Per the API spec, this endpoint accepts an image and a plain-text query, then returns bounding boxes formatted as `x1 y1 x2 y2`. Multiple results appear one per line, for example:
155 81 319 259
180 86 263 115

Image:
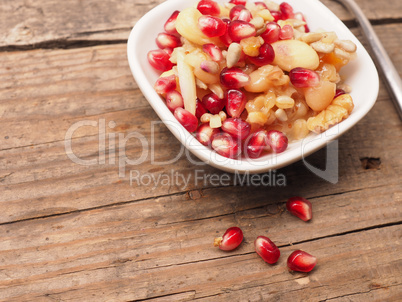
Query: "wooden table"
1 0 401 301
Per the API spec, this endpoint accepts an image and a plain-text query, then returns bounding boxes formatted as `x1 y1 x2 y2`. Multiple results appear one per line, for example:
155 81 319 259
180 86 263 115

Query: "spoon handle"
337 0 402 119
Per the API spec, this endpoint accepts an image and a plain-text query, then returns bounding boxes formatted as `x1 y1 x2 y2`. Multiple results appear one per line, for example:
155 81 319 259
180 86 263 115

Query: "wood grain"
1 0 401 48
0 185 400 300
1 1 401 301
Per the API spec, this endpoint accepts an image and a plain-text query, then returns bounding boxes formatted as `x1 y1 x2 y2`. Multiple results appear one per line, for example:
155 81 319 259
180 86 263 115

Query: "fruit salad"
147 0 356 159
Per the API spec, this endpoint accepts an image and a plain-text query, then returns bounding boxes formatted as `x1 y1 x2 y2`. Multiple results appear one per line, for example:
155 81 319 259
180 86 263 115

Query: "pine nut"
275 108 288 122
200 113 213 123
264 1 279 11
276 96 295 109
218 111 227 122
300 32 324 44
310 41 335 53
334 39 357 53
226 43 242 68
196 78 208 89
257 9 274 21
208 83 224 99
334 47 351 60
250 16 265 29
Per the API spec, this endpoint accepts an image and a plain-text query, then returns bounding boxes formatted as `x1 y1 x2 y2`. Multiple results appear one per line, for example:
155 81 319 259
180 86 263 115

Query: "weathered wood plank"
0 204 400 302
0 24 401 223
1 0 401 48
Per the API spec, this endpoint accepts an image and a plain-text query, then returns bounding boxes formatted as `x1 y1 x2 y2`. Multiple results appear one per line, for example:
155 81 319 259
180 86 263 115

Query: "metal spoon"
335 0 402 119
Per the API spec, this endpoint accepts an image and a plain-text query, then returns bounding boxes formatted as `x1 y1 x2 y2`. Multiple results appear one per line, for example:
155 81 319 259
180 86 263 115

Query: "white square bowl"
127 0 379 174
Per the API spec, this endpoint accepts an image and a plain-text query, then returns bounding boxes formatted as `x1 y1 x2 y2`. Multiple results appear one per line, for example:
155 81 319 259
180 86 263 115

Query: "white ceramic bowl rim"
127 0 379 174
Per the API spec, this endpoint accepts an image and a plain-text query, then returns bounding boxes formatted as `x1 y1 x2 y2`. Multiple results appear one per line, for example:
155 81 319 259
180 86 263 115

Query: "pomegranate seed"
174 107 198 132
221 118 251 140
196 123 220 146
154 74 176 94
270 11 283 22
202 93 225 114
147 49 173 71
211 132 241 158
202 43 223 62
255 236 281 264
166 90 184 112
279 24 293 40
219 19 233 47
214 227 243 251
247 43 275 66
287 250 317 273
334 89 346 98
195 99 208 118
260 22 281 44
286 196 312 221
279 2 294 19
266 130 288 153
245 130 270 158
225 88 247 118
198 15 227 37
197 0 220 16
228 20 256 42
164 10 180 35
163 47 174 56
254 2 268 10
289 67 320 88
229 5 245 20
230 5 251 22
220 67 250 89
155 32 182 49
294 12 310 33
229 0 246 5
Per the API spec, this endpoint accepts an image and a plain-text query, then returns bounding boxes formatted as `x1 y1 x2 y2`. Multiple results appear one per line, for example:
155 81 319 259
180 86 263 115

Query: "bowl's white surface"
127 0 379 174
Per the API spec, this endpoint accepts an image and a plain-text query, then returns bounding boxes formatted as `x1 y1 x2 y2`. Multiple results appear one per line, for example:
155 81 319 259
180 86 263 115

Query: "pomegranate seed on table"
202 43 223 62
174 107 198 132
154 74 176 94
255 236 281 264
225 88 247 118
195 99 208 118
286 196 313 221
245 130 270 158
166 90 184 112
287 250 317 272
279 24 294 40
214 226 243 251
155 32 181 49
147 49 173 71
198 15 227 37
260 22 281 44
220 67 250 89
211 132 241 158
289 67 320 88
221 118 251 140
334 89 346 98
279 2 294 19
202 93 225 114
196 123 220 146
228 20 256 42
219 19 233 47
247 43 275 66
164 10 180 35
266 130 288 153
197 0 220 16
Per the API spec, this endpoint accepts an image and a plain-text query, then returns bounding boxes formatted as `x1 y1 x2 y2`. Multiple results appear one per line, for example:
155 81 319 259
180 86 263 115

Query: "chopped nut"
310 41 335 54
300 32 324 44
334 39 357 53
226 43 242 68
275 108 288 122
334 47 351 60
